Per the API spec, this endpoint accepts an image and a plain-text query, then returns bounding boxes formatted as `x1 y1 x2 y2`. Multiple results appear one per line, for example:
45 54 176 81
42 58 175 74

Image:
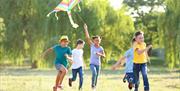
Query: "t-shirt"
53 44 72 67
71 49 84 69
124 48 134 73
133 42 147 63
90 44 104 65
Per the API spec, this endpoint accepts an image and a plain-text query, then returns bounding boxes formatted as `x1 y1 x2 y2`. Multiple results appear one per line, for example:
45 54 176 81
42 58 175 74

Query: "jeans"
71 67 83 89
133 63 149 91
90 64 100 87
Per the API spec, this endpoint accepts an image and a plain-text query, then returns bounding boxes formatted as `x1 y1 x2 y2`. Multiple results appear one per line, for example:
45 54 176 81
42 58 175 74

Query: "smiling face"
93 37 101 46
59 39 69 47
77 43 85 49
76 39 85 49
135 33 144 43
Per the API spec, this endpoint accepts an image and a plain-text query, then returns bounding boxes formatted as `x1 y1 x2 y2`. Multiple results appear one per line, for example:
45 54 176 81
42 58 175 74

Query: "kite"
47 0 82 28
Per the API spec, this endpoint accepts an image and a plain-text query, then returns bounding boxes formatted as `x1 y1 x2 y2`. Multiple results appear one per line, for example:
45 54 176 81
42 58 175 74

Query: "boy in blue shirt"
112 39 135 90
42 35 73 91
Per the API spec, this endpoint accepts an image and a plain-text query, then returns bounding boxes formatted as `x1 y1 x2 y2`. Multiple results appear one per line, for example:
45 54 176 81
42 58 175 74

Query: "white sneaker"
92 87 96 91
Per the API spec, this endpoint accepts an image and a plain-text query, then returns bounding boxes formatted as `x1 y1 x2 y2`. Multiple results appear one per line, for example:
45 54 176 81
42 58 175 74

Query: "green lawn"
0 66 180 91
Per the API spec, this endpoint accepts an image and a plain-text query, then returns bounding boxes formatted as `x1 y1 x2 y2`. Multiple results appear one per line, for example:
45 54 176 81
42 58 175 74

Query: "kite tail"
55 12 58 20
67 11 79 28
47 10 59 20
47 10 56 17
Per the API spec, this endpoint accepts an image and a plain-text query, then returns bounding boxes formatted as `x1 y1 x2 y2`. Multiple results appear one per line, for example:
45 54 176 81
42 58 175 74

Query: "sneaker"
91 86 96 91
79 87 82 91
57 85 63 90
128 83 133 90
129 78 133 83
68 78 72 87
92 87 96 91
123 75 127 83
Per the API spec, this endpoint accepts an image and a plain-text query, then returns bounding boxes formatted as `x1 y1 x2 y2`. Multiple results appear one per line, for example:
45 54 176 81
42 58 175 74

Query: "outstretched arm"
83 24 93 46
41 48 53 58
112 56 126 70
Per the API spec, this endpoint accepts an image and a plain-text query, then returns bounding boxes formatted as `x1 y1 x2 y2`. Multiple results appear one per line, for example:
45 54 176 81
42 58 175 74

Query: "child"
68 39 85 91
133 31 152 91
42 35 73 91
83 24 106 90
112 38 135 90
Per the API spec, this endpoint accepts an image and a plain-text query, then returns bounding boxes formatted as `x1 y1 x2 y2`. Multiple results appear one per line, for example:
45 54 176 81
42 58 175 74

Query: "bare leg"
58 65 68 87
59 71 66 86
55 71 61 87
53 71 61 91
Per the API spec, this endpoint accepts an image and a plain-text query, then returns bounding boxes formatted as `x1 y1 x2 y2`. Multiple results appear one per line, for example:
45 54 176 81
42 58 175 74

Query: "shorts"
55 64 64 71
125 73 134 83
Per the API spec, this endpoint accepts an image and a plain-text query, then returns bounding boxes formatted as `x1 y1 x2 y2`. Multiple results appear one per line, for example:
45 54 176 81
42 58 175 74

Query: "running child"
68 39 85 91
112 38 135 90
42 35 73 91
83 24 106 90
133 31 152 91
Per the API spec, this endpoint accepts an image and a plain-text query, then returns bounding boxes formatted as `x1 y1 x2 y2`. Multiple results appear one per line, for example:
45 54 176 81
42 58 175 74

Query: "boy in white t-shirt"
69 39 85 90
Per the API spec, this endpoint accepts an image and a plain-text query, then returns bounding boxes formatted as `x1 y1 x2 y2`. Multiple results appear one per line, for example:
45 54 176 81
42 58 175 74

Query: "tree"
124 0 164 47
0 0 135 67
158 0 180 68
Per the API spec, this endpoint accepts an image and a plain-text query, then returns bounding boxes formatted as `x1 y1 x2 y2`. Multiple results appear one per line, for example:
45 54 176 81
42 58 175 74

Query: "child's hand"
64 54 68 57
69 60 73 64
96 52 102 56
40 53 46 59
147 45 152 49
84 24 88 30
111 66 116 70
40 54 44 59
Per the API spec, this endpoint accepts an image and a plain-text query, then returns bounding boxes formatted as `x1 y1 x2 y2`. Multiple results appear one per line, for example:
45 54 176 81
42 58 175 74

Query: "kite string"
75 12 85 24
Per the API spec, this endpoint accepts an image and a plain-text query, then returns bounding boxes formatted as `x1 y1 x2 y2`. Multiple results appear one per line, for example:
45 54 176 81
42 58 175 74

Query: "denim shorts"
126 72 134 83
55 64 64 71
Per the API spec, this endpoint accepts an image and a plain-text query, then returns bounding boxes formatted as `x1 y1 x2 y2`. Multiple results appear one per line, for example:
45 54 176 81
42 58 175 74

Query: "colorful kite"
47 0 82 28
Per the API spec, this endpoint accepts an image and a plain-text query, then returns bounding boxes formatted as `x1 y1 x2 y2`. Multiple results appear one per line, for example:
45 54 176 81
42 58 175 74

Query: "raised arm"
83 24 93 46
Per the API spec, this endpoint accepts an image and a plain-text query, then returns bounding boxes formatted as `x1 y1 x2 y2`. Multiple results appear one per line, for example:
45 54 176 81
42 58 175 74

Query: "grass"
0 66 180 91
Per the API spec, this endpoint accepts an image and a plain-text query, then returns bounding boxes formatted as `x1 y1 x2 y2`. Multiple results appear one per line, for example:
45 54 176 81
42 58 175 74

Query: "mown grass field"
0 66 180 91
